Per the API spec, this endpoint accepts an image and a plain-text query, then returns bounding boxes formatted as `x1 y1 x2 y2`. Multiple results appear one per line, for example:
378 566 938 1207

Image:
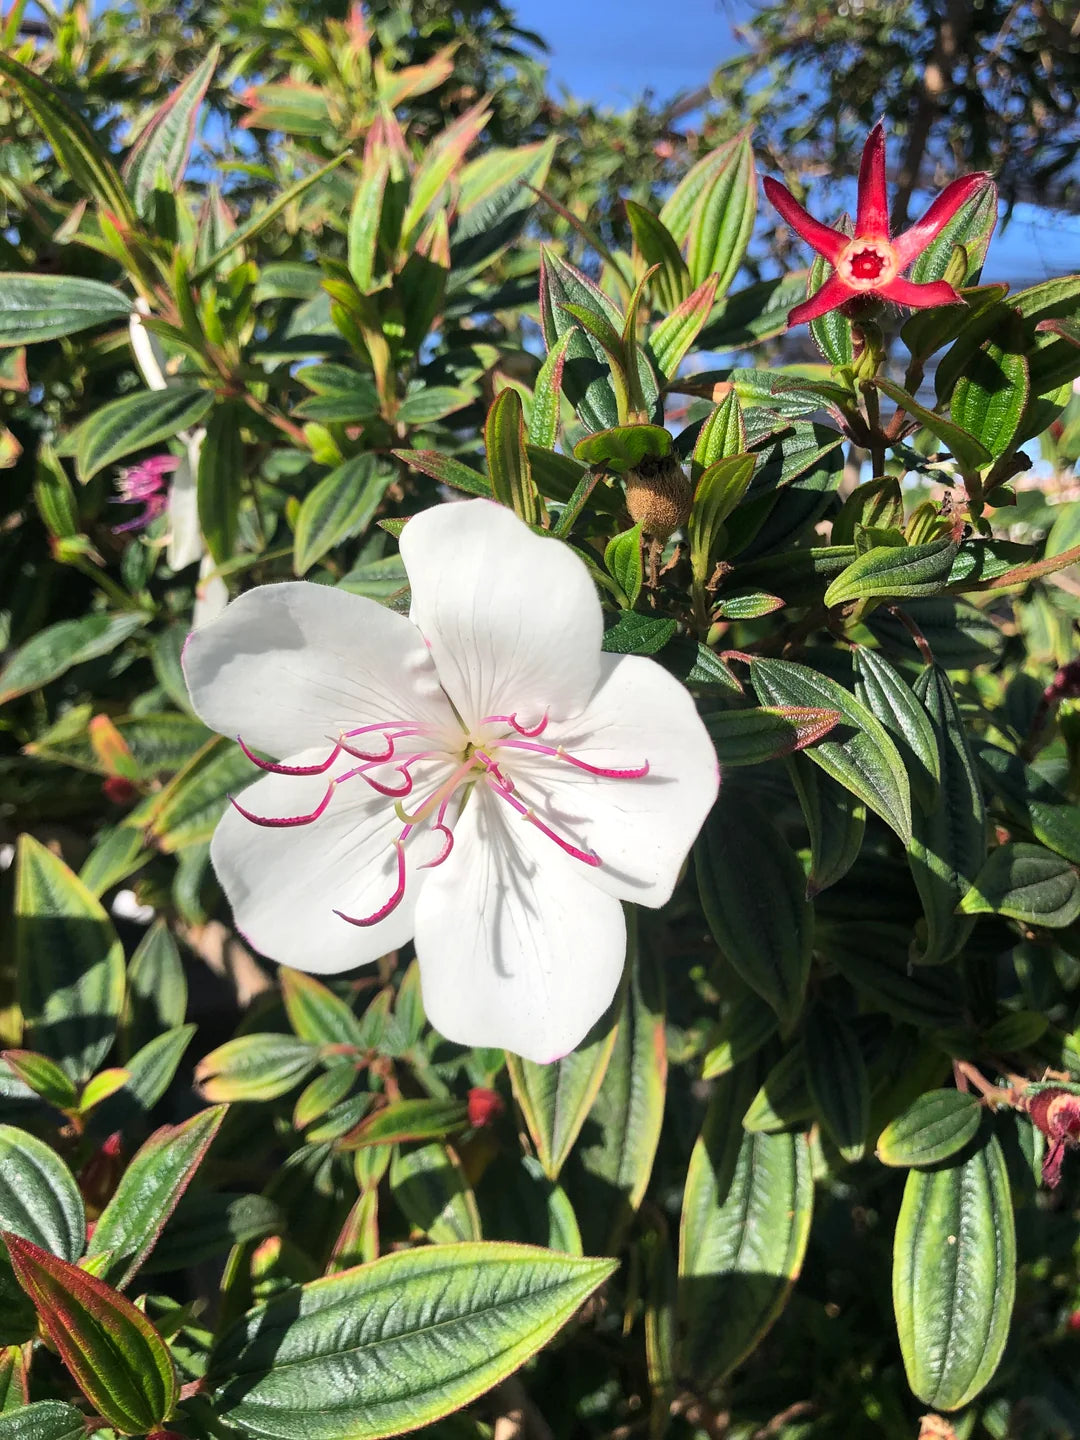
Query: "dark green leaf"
71 386 212 484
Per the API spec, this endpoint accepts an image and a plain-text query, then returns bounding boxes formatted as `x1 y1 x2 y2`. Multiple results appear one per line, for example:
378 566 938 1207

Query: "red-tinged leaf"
485 388 540 524
649 274 719 380
123 49 219 217
392 448 492 498
86 1106 227 1289
528 327 575 449
2 1234 178 1434
703 706 842 766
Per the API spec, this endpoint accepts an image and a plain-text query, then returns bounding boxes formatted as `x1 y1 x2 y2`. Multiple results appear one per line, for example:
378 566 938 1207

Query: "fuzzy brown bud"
624 454 692 540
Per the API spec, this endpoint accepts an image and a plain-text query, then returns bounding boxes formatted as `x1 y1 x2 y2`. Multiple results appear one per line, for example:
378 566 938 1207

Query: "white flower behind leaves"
182 500 719 1062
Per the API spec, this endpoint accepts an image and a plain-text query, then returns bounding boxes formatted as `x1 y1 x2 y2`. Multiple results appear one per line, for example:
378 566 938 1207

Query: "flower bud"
467 1086 503 1128
1024 1086 1080 1188
624 454 692 540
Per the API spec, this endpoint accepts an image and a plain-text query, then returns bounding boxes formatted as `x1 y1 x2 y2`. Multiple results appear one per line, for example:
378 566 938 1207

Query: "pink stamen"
419 824 455 869
397 756 481 826
481 711 550 737
338 764 414 798
485 775 601 867
238 736 343 776
229 783 335 828
339 725 429 762
494 738 649 780
334 841 407 927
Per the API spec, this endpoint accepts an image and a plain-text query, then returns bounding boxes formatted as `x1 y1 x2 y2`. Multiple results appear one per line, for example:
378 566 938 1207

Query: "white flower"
182 500 719 1062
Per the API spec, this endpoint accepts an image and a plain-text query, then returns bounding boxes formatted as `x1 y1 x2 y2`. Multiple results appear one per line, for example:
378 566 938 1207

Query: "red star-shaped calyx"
763 122 992 329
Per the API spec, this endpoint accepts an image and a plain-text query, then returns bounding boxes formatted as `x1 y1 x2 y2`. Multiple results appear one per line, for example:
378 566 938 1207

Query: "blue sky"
512 0 746 110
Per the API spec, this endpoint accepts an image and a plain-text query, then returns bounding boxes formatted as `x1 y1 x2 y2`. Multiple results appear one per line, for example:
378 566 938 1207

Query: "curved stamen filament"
494 738 649 780
337 764 414 798
396 756 479 827
334 840 407 927
419 823 455 869
229 782 335 828
486 775 601 867
238 736 343 776
481 711 549 737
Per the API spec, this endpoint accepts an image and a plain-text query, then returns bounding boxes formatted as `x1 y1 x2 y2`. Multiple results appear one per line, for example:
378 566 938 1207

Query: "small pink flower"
763 122 992 328
112 453 180 533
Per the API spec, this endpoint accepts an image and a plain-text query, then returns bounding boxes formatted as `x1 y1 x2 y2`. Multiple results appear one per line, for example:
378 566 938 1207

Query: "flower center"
231 710 649 930
836 237 898 290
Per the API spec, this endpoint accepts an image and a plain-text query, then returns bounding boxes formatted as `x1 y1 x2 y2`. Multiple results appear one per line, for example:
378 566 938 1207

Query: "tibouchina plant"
763 121 991 327
182 500 719 1061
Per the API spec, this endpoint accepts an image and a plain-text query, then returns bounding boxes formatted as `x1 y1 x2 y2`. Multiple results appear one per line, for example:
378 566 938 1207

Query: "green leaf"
703 705 840 766
451 137 555 276
1 1051 78 1110
686 131 757 294
974 741 1080 866
0 612 147 704
87 1106 227 1289
867 596 1003 671
823 537 958 609
625 201 691 310
108 1024 197 1120
874 377 991 473
340 1099 468 1149
649 275 719 380
485 388 540 524
395 386 473 426
688 453 755 581
280 969 365 1049
347 158 389 292
195 1033 320 1102
144 1190 282 1275
71 385 212 484
539 249 623 432
804 1007 869 1162
749 658 913 844
528 327 575 449
678 1069 813 1388
695 790 812 1027
788 753 866 897
573 423 671 472
0 1403 87 1440
389 1143 480 1243
0 1127 85 1264
701 986 779 1080
208 1243 616 1440
808 251 854 366
0 273 131 347
0 52 135 225
507 989 621 1182
952 328 1030 459
392 448 491 498
146 736 255 852
892 1127 1015 1410
569 912 666 1252
2 1234 178 1433
853 647 940 812
604 524 643 606
196 402 244 565
601 611 677 656
121 920 187 1058
959 842 1080 928
0 1125 85 1346
14 836 125 1084
123 49 219 217
712 589 784 620
691 389 746 474
833 475 904 546
293 454 391 575
876 1090 982 1167
908 666 986 964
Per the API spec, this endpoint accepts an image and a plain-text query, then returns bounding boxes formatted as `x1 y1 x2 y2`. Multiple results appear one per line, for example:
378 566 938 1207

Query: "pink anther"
229 783 335 828
334 841 407 927
237 736 343 776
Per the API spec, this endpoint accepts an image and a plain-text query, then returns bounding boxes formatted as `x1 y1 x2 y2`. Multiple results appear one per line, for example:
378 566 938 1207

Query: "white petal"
400 499 603 731
183 581 457 759
413 785 626 1062
168 428 205 572
192 552 228 629
498 654 720 907
211 750 452 974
